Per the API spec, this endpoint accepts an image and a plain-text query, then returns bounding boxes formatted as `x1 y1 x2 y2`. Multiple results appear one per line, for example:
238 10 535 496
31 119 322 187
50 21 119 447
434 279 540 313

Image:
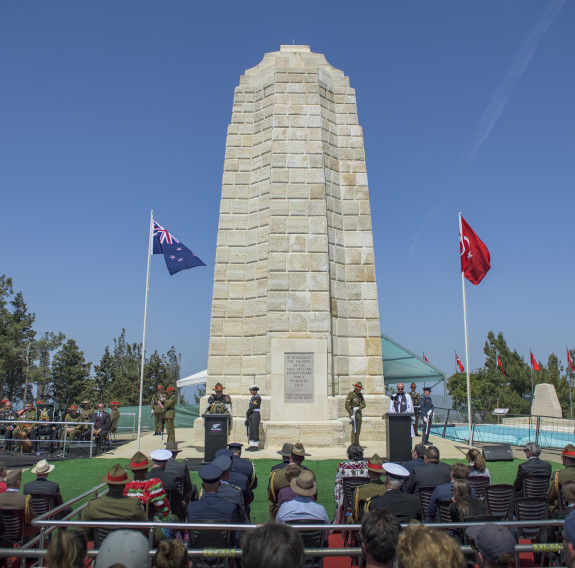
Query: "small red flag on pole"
568 349 574 372
456 353 465 373
459 216 491 285
423 353 429 363
497 354 505 376
530 351 540 371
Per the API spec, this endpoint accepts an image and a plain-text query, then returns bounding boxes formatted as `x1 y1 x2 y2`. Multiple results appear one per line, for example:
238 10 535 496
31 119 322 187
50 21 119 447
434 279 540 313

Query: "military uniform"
420 388 434 445
60 407 84 448
109 406 121 433
151 386 166 435
163 387 177 443
13 405 37 452
352 454 386 522
548 460 575 508
410 386 421 436
0 404 17 451
245 387 261 451
345 382 366 445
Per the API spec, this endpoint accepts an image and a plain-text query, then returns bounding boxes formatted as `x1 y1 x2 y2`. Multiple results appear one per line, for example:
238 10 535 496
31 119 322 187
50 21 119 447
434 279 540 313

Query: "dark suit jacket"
368 489 422 523
406 461 452 494
513 457 552 492
89 411 111 434
23 478 64 507
402 457 425 475
166 459 196 501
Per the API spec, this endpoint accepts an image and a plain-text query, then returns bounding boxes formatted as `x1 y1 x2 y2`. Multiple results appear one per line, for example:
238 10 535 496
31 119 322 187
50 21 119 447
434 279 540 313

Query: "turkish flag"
456 353 465 373
497 354 505 376
460 216 491 285
530 351 540 371
568 349 574 372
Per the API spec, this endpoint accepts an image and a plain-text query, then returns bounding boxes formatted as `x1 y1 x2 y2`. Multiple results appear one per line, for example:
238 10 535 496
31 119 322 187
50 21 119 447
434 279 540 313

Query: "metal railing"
433 408 575 450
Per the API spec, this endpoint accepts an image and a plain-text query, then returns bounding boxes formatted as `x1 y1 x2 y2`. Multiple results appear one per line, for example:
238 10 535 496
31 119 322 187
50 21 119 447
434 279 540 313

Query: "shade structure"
177 369 207 388
381 334 446 386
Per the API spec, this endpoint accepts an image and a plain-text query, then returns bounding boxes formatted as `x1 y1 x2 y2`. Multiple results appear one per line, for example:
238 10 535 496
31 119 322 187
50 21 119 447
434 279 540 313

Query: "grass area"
20 456 564 524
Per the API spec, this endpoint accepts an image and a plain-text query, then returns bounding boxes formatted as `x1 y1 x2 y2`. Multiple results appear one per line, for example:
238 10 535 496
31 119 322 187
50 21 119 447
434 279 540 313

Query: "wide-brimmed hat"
410 383 417 388
6 469 22 486
291 470 317 497
466 524 516 564
126 451 151 471
562 444 575 457
157 385 164 389
277 443 293 457
291 443 310 457
110 401 120 407
166 386 175 392
367 453 384 473
69 404 78 410
81 399 90 404
31 459 55 475
165 441 181 454
213 382 224 392
101 464 133 485
354 382 363 390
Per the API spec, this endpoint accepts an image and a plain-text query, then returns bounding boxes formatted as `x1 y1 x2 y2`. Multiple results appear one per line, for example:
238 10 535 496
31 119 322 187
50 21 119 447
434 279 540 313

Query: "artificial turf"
20 456 563 524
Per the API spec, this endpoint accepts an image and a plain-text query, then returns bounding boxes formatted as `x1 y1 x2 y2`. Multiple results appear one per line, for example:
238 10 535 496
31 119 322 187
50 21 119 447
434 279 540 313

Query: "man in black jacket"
23 459 72 518
513 442 551 496
402 444 426 475
90 403 111 454
406 446 451 494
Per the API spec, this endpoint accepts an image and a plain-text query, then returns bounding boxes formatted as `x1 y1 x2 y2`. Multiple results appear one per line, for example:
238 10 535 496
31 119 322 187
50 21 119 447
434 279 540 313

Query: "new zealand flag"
153 220 206 275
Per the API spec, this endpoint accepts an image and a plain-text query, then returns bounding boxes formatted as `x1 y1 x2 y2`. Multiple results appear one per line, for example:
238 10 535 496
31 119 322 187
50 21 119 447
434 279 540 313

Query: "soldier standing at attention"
79 399 93 438
164 386 178 443
410 383 420 436
245 385 261 452
151 385 166 436
345 382 366 446
109 401 121 433
420 386 434 445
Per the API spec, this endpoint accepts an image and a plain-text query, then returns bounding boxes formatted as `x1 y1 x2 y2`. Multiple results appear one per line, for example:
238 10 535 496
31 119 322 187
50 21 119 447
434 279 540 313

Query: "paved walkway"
102 429 469 461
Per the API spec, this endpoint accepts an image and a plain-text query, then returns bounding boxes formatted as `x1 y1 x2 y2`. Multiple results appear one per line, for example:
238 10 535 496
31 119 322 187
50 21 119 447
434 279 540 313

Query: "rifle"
161 409 165 439
351 409 357 434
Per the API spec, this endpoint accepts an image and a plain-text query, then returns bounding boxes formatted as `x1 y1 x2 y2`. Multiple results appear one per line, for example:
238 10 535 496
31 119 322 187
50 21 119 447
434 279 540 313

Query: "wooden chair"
523 475 550 499
485 484 514 519
416 486 436 520
287 520 327 568
467 475 489 500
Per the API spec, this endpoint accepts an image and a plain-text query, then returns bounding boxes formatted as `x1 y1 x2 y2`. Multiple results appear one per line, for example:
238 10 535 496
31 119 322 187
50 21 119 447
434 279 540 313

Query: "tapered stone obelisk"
193 45 387 447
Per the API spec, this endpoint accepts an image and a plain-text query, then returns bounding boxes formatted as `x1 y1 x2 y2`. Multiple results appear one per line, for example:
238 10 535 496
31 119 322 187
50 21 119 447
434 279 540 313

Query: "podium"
386 413 413 463
202 413 230 462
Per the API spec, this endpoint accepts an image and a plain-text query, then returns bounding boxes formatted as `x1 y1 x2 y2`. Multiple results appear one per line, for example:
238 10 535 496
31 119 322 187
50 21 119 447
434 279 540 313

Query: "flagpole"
137 210 154 451
568 346 573 419
529 349 534 416
460 213 473 448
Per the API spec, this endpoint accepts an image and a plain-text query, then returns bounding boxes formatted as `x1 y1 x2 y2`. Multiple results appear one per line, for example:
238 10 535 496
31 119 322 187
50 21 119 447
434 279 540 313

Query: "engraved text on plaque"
284 352 314 402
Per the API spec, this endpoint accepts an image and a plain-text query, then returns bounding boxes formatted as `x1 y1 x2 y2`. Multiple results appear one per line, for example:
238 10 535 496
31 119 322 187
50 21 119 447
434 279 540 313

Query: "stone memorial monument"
192 45 388 448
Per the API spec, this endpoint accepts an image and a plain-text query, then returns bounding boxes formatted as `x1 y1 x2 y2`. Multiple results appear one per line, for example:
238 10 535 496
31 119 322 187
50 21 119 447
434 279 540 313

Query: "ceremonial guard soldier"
109 401 121 433
163 386 178 443
410 383 421 436
345 382 366 445
151 385 166 435
79 399 93 438
0 400 17 452
420 386 434 445
245 385 261 452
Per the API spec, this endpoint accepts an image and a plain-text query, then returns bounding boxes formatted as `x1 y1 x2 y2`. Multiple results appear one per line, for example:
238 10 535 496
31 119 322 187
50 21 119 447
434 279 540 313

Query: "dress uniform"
345 382 366 445
109 402 121 434
151 385 166 435
13 402 37 452
548 444 575 508
206 383 232 413
59 405 84 449
83 463 147 540
352 454 387 521
245 385 261 451
0 401 17 451
420 387 434 445
228 442 258 489
163 386 178 443
211 455 247 523
410 383 421 436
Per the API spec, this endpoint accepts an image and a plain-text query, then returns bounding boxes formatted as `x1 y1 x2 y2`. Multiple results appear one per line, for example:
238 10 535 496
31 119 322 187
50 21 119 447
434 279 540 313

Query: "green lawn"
20 457 563 524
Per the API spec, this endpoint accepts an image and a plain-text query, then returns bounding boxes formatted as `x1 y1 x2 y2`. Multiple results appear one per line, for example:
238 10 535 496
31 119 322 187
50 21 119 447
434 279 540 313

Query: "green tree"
105 329 142 405
93 345 115 404
51 339 92 410
27 331 66 401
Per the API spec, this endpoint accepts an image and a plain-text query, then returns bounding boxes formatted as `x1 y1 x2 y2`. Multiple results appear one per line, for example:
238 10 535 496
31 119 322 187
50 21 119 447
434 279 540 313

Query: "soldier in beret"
345 382 366 446
151 385 166 436
352 454 387 522
163 386 178 443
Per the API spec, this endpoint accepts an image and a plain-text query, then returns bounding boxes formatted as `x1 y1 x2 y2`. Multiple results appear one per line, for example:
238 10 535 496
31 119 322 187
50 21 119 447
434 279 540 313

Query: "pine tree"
93 345 115 404
51 339 91 411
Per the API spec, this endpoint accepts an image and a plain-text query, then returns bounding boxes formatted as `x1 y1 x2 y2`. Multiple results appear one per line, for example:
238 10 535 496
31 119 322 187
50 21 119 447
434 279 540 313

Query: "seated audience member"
334 443 368 523
228 441 258 489
359 510 402 568
450 479 487 522
549 444 575 509
565 510 575 568
95 529 151 568
466 524 516 568
276 470 329 524
352 454 387 521
165 440 197 503
146 449 185 520
406 445 451 494
0 461 7 493
426 462 470 522
212 454 247 522
45 529 87 568
89 403 111 453
277 464 302 508
83 464 147 540
562 480 575 512
270 443 293 476
396 523 464 568
402 444 427 475
241 522 304 568
187 463 242 524
367 463 421 523
466 448 491 483
216 448 252 506
0 469 36 537
513 442 551 496
23 459 73 518
154 539 189 568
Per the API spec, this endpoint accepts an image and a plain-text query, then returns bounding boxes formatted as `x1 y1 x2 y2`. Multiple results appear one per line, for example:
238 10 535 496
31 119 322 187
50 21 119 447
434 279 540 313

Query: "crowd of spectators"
1 439 575 567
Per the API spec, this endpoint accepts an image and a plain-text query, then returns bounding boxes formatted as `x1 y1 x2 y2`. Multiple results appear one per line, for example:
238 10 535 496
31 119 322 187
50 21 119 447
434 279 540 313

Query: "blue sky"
1 0 573 387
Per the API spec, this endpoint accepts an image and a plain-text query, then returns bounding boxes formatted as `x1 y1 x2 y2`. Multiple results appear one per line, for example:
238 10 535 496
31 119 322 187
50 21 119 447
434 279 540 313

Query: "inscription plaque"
284 352 314 403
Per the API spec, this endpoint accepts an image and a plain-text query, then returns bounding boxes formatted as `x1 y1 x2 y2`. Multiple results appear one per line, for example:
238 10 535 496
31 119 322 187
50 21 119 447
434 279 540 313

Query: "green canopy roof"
381 334 446 387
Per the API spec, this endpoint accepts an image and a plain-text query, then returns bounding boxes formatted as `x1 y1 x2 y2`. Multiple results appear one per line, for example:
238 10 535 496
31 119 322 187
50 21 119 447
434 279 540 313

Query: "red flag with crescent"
459 216 491 285
530 351 540 371
568 349 574 372
456 353 465 373
497 354 505 376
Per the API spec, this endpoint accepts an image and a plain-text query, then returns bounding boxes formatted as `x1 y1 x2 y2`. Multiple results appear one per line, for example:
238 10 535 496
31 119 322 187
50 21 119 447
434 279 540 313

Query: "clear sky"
1 0 573 386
